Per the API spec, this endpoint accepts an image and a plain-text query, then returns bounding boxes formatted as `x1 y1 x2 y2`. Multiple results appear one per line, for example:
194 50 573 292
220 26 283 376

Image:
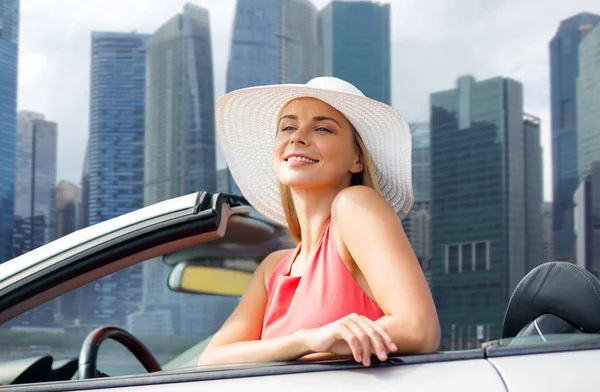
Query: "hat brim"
216 83 414 226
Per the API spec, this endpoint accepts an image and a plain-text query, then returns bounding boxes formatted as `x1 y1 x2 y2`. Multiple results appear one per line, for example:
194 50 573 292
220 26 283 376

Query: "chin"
278 176 319 190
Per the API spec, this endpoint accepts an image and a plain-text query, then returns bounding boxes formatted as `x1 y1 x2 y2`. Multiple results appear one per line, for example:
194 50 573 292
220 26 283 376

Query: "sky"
16 0 600 202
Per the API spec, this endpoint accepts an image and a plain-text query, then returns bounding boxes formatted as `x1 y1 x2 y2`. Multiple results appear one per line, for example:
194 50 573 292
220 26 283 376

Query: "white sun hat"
216 76 413 227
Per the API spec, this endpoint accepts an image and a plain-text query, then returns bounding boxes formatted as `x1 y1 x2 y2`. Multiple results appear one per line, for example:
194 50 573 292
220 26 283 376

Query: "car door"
3 350 508 391
486 339 600 391
0 192 291 389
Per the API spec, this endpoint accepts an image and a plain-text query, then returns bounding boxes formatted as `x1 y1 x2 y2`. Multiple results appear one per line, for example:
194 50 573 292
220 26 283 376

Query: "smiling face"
272 97 364 191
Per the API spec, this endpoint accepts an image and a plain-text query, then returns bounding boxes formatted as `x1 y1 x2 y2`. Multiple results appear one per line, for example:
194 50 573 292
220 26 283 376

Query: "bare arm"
196 245 397 368
197 249 313 366
332 186 441 355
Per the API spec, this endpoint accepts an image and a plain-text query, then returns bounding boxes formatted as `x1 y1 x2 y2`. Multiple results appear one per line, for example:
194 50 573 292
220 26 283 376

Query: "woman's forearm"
197 330 312 367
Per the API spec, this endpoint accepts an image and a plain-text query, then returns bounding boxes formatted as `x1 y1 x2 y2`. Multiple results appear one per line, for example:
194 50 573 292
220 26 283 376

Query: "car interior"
0 193 294 386
1 193 600 389
498 261 600 345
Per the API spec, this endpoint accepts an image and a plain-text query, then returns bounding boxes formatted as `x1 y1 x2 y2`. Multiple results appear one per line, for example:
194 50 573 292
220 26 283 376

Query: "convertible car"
0 191 599 391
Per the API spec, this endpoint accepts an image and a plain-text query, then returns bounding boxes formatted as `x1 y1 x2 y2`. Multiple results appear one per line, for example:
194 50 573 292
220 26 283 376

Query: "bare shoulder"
331 185 396 223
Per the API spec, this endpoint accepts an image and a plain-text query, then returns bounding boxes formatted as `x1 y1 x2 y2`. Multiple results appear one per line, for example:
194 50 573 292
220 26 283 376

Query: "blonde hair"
279 124 380 242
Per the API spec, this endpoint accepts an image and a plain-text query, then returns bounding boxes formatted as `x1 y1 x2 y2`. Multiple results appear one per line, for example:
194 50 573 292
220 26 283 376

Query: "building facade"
227 0 321 92
403 123 431 282
8 111 57 328
85 31 149 327
13 111 58 258
140 4 222 340
319 1 390 104
549 12 600 261
577 25 600 181
430 75 527 350
88 31 149 225
523 114 545 273
574 161 600 278
0 0 19 263
145 3 216 206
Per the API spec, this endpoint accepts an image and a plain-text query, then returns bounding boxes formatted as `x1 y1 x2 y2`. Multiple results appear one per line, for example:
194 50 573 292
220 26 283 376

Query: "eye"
280 125 296 132
316 127 332 133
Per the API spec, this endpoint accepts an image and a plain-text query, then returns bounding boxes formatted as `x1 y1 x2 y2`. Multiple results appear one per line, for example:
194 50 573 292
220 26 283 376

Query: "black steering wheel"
78 326 161 379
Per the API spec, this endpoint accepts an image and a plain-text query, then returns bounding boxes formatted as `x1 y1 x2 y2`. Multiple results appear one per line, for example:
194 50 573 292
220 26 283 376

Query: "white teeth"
287 156 317 163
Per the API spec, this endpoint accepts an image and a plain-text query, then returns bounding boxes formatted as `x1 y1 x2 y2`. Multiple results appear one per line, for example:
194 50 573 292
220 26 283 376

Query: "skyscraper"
403 123 431 281
523 114 544 273
319 1 391 104
88 31 149 225
145 3 216 206
574 161 600 278
85 31 149 327
549 12 600 261
8 111 57 328
430 75 527 350
141 4 230 340
226 0 321 93
410 123 431 204
577 25 600 181
0 0 19 263
13 111 58 258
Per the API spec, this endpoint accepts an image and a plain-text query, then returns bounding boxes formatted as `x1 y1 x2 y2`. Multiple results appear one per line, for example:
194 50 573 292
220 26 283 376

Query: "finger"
346 315 387 364
353 316 393 361
356 315 397 353
343 320 371 366
333 323 363 363
347 313 396 353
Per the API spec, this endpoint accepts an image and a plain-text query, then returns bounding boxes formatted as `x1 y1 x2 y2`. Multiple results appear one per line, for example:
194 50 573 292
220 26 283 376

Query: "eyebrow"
278 115 341 126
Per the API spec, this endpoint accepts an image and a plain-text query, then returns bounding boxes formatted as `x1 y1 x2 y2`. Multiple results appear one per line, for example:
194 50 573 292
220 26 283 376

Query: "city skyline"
0 0 586 349
17 0 600 203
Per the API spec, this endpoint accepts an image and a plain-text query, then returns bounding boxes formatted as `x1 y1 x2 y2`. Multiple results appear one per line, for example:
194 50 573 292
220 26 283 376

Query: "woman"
198 77 440 368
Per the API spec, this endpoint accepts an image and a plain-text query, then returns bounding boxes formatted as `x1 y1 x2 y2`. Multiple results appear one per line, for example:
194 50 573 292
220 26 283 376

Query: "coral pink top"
261 221 385 339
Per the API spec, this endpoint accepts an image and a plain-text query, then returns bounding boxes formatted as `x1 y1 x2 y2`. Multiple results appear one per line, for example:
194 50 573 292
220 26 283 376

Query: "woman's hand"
301 313 397 366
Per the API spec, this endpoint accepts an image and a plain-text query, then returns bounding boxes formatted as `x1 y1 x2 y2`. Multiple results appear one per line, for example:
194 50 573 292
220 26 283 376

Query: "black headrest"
502 262 600 339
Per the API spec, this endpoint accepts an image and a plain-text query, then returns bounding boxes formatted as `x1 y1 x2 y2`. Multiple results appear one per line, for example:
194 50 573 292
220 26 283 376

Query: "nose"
289 124 309 145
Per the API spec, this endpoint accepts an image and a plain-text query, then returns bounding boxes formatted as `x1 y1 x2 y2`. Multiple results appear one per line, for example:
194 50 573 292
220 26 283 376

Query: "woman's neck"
290 185 343 256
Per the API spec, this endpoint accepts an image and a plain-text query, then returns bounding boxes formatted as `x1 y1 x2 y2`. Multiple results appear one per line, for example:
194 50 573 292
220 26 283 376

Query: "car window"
1 255 242 378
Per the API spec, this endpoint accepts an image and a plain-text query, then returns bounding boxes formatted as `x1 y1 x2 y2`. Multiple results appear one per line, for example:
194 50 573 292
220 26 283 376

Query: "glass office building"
430 76 528 350
549 12 600 261
13 111 58 258
577 26 600 181
145 3 216 206
319 1 390 104
85 31 149 327
403 123 431 281
0 0 19 263
88 31 149 225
